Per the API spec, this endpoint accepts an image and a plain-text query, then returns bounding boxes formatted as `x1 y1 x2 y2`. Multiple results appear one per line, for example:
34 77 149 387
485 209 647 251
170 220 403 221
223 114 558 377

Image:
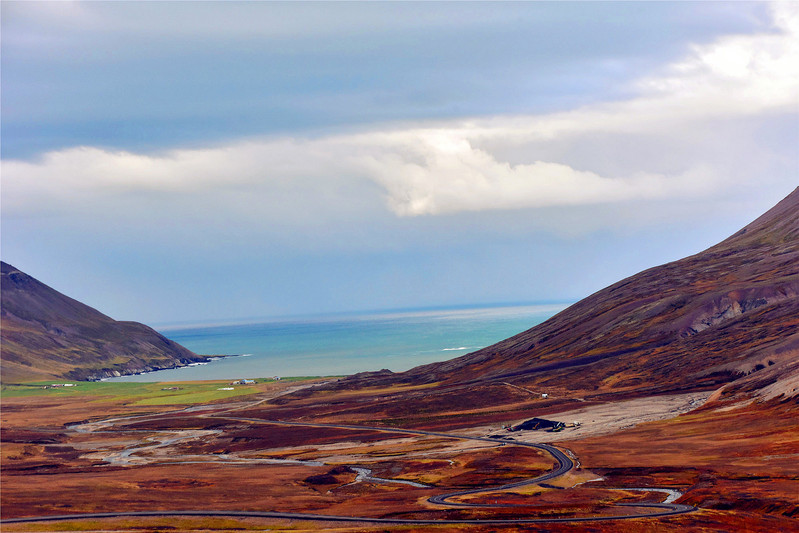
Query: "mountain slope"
346 188 799 398
1 262 206 382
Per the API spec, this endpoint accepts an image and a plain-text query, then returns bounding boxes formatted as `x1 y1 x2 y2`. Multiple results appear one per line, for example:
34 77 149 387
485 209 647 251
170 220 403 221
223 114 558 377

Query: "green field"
0 377 320 405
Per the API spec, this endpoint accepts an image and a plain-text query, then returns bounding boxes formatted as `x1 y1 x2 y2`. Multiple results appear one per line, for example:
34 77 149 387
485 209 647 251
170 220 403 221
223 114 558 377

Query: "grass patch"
0 377 320 405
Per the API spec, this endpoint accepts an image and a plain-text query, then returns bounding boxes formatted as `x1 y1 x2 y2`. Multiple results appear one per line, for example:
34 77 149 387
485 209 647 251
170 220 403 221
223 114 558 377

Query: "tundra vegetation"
2 190 798 530
1 373 797 532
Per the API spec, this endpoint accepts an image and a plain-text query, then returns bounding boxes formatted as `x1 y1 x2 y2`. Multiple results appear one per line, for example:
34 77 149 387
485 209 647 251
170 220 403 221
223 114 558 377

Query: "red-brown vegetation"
3 190 798 532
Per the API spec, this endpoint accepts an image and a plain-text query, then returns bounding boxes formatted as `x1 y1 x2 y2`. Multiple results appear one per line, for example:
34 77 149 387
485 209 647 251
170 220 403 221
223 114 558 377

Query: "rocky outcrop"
679 283 798 338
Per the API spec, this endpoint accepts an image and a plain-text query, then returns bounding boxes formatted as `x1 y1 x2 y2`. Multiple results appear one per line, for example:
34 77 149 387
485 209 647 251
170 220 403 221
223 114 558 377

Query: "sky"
2 1 797 326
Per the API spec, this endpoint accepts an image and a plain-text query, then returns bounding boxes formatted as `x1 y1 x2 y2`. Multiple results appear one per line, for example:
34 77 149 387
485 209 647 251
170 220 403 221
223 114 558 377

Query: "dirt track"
476 392 712 443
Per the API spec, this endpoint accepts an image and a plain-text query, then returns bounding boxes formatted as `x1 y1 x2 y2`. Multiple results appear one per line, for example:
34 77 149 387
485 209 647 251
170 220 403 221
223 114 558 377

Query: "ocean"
106 303 569 382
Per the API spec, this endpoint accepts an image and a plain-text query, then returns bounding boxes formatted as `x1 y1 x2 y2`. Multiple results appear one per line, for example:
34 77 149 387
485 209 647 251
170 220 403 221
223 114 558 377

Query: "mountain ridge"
339 187 799 401
1 261 206 382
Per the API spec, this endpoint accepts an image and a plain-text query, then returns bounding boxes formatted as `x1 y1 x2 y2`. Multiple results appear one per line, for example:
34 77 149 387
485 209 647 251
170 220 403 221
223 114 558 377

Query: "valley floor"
1 379 797 532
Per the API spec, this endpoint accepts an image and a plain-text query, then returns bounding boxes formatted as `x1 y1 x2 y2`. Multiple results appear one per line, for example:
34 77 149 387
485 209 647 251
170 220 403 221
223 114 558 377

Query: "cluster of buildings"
228 377 281 386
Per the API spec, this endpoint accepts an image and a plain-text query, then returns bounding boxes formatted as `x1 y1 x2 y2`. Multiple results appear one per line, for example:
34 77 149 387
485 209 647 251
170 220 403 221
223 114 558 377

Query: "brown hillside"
341 187 799 398
0 262 205 382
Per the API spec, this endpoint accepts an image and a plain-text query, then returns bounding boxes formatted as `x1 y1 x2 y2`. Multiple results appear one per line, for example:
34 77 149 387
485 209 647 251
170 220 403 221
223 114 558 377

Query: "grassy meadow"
0 377 320 406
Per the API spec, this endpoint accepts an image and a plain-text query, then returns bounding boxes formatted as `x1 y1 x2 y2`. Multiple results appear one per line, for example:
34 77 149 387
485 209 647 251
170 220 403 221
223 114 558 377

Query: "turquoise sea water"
107 303 569 382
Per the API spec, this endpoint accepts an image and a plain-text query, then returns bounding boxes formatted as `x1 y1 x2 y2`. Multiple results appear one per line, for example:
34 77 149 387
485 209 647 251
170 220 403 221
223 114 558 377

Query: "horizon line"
153 300 575 332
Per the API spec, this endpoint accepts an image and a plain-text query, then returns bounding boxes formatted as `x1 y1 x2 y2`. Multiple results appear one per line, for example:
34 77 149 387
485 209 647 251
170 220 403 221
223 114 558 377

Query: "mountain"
342 188 799 400
0 262 206 382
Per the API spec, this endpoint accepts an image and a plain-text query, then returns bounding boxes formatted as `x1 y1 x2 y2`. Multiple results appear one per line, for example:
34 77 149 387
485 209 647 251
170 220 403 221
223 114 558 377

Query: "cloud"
636 2 798 114
346 130 718 216
2 2 797 221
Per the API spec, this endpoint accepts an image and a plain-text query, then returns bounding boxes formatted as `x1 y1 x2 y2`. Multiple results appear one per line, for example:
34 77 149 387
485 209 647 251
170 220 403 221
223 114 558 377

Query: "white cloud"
636 2 799 114
345 130 719 216
2 2 797 220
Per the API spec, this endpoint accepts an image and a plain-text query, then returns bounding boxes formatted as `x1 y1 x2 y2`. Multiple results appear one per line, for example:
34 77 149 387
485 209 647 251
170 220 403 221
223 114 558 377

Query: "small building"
541 393 548 399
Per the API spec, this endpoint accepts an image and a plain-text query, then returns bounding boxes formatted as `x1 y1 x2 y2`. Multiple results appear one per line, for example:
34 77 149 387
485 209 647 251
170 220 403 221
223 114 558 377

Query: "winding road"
221 418 576 507
2 403 696 527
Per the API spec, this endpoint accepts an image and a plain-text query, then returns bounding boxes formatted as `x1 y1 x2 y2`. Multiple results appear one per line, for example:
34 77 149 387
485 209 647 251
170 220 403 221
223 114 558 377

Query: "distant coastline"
107 302 571 383
99 355 237 381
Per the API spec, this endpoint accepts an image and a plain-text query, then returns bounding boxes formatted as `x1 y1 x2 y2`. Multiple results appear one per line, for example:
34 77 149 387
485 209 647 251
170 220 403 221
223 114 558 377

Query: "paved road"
220 417 576 507
0 503 698 526
221 418 693 519
426 443 572 506
1 415 695 526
